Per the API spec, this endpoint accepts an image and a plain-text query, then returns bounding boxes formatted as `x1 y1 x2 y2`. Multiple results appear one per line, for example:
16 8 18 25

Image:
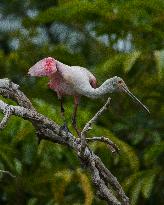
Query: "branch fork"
0 104 14 129
80 97 119 154
0 78 129 205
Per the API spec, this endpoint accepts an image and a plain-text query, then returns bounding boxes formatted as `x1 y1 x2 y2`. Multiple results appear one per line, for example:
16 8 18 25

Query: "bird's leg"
72 96 81 137
59 98 70 134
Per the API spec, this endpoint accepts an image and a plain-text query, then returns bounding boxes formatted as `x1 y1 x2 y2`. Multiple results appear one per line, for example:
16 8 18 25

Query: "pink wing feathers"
87 70 97 88
28 57 57 77
90 77 97 88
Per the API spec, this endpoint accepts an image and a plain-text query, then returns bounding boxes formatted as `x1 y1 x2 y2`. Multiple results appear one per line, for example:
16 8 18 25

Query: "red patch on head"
44 57 56 72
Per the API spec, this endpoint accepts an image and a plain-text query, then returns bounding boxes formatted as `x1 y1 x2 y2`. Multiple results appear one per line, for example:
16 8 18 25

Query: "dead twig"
0 169 16 178
80 97 111 155
86 136 120 154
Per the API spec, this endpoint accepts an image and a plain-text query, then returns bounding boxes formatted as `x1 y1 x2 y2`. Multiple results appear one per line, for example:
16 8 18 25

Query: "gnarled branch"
0 78 129 205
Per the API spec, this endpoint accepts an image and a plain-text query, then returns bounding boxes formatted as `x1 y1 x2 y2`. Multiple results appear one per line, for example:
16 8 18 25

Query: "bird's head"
28 57 57 77
111 76 150 113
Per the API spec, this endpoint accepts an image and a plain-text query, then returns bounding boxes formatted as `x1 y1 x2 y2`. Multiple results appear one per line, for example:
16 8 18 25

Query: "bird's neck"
82 78 116 99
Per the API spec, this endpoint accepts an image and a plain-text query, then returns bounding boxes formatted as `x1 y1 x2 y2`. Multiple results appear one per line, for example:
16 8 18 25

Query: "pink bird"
28 57 149 135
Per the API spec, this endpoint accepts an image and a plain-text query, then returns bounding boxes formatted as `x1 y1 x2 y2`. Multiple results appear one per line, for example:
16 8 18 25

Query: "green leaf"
14 158 22 174
0 150 15 170
154 50 164 79
124 169 158 203
52 169 73 204
98 54 125 75
123 51 141 73
123 172 141 191
144 141 164 166
27 198 38 205
130 178 142 205
141 171 156 199
77 169 93 205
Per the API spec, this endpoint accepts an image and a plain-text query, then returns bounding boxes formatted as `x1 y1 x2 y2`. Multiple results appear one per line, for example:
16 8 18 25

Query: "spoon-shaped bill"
122 86 150 113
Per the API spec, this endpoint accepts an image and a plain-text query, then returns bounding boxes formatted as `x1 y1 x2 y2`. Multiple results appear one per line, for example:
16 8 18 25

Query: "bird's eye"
118 80 122 84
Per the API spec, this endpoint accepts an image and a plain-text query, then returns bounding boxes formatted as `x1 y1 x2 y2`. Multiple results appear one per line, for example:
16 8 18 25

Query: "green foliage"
143 141 164 166
123 51 141 73
0 0 163 204
123 169 159 205
91 126 140 173
154 50 164 79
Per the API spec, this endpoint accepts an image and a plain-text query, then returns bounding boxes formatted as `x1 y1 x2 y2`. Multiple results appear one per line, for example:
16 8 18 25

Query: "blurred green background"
0 0 163 204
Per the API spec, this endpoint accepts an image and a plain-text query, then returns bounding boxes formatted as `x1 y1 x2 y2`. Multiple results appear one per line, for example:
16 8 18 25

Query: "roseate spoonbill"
28 57 149 135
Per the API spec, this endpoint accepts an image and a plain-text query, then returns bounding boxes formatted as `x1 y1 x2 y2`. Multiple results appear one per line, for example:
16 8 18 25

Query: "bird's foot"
59 123 72 136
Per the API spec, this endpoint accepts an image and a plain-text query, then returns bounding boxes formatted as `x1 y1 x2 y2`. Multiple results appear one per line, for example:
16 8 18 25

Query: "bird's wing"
71 66 97 88
55 61 74 83
90 77 97 88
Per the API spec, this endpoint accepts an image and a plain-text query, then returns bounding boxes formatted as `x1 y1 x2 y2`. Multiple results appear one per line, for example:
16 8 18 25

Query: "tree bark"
0 78 129 205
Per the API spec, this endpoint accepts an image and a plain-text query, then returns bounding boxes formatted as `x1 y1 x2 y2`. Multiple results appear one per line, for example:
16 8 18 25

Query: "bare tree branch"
80 97 111 155
0 105 13 129
0 169 16 178
86 136 120 154
0 78 129 205
82 97 111 133
90 160 121 205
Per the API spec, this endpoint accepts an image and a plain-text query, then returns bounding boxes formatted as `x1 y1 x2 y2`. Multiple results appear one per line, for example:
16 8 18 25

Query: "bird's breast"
48 73 79 96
